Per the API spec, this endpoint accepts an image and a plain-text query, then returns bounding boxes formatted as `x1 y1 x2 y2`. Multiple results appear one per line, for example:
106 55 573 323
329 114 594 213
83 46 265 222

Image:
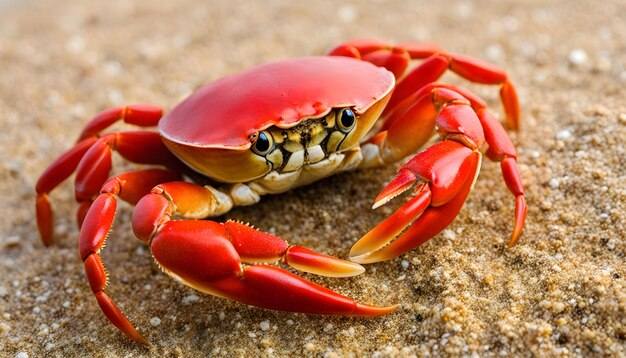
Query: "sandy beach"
0 0 624 356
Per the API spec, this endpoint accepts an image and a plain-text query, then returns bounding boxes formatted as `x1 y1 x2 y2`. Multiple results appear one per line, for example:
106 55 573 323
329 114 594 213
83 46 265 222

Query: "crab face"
159 57 394 183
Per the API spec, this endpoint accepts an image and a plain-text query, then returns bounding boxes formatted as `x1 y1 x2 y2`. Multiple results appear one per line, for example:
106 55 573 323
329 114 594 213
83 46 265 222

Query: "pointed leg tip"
352 303 399 317
38 229 54 246
507 232 521 247
508 195 527 247
508 114 521 131
127 331 150 347
41 236 54 247
136 335 151 348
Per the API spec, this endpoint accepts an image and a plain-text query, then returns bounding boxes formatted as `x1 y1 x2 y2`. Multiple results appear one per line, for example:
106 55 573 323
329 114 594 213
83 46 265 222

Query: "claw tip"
373 170 417 209
349 252 382 265
352 303 399 317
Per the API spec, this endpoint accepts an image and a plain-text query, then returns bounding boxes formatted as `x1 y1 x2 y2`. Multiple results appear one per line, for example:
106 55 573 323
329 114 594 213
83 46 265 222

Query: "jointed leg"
328 38 520 130
35 104 172 245
78 169 181 346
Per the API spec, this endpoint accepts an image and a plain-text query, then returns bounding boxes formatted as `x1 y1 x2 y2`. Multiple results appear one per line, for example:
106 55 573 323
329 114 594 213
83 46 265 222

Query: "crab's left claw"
350 141 481 264
149 220 397 316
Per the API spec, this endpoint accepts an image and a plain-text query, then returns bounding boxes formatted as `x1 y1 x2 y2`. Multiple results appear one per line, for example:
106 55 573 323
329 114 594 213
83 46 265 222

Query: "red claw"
150 220 394 317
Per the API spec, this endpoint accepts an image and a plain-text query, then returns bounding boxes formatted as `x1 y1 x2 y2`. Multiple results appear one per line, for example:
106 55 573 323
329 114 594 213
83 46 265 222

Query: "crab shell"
159 56 395 183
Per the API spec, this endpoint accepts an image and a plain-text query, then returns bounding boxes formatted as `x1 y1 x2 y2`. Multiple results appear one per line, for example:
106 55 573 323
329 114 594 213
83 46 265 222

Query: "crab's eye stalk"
251 131 274 156
337 108 356 133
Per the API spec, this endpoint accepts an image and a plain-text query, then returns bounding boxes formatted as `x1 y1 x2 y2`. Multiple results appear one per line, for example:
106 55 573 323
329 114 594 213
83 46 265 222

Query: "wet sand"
0 0 624 356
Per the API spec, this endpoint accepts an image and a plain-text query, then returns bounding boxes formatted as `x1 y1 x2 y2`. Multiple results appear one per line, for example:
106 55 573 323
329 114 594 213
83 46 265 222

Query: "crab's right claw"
350 141 480 264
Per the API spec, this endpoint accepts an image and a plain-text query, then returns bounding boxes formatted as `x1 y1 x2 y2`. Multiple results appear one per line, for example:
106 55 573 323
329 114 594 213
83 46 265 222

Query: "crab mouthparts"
274 112 350 173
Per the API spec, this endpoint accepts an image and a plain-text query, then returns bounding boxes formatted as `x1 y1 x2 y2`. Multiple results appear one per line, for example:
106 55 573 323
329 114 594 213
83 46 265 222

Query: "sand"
0 0 624 356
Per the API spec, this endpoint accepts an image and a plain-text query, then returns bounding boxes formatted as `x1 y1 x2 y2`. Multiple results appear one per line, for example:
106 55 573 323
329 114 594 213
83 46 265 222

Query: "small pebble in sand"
337 5 356 23
32 307 41 314
286 319 294 325
618 113 626 124
401 260 409 269
555 129 572 140
260 321 270 331
0 286 8 297
15 353 28 358
442 229 456 240
324 323 333 332
607 240 615 250
549 178 560 189
150 317 161 326
65 35 86 54
569 49 588 66
182 294 199 304
485 44 503 61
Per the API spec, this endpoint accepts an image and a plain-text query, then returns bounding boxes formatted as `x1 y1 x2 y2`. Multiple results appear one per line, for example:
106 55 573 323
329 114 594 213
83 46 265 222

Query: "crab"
35 39 526 345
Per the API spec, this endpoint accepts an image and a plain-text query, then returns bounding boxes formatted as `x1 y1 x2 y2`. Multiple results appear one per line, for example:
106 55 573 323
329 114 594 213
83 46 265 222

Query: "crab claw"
150 220 396 317
350 141 480 264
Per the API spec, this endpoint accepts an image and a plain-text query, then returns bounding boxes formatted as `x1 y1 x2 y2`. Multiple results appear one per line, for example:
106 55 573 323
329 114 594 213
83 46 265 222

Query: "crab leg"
35 104 170 245
77 104 162 141
78 169 181 346
36 137 97 245
328 38 520 129
352 86 525 263
74 131 184 203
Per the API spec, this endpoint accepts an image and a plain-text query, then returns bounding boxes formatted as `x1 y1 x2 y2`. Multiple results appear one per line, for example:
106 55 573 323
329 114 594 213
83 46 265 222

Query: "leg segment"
77 104 162 141
35 104 176 245
352 86 526 263
78 169 181 346
328 38 520 130
36 137 97 245
74 131 184 203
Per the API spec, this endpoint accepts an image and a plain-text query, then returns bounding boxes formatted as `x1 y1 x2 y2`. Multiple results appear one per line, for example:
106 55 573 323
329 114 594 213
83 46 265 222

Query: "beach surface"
0 0 624 356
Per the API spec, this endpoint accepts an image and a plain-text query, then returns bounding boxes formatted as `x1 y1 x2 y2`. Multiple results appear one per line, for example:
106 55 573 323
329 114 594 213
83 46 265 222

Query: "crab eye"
337 108 356 133
251 131 274 156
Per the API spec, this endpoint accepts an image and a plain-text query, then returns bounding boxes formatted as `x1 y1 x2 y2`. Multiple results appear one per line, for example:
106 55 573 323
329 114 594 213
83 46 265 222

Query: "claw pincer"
151 221 392 317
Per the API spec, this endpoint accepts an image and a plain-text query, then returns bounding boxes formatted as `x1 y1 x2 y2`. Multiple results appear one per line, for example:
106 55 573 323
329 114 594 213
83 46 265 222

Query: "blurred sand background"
1 0 625 356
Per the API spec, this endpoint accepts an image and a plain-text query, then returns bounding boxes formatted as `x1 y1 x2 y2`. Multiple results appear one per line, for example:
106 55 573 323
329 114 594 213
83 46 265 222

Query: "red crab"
36 39 526 345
